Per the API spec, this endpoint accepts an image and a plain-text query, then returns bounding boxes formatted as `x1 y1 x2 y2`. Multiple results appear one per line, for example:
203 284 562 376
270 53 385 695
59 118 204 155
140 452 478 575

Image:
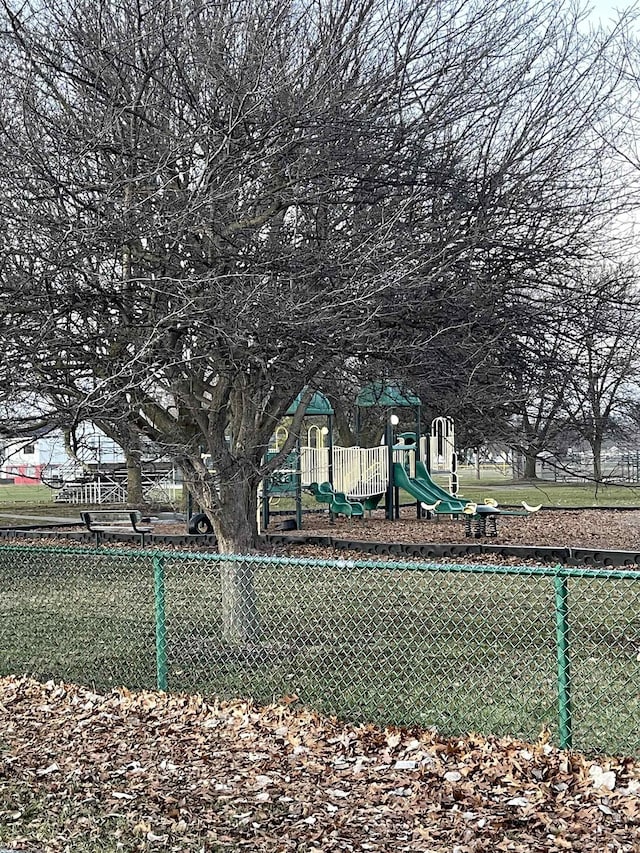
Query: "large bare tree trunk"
218 489 260 645
219 559 260 645
214 477 259 553
125 451 144 505
592 435 603 484
196 472 261 645
523 451 539 480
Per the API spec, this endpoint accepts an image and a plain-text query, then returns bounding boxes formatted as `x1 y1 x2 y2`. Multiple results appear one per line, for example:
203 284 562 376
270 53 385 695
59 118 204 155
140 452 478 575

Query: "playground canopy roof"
356 381 421 408
286 390 334 417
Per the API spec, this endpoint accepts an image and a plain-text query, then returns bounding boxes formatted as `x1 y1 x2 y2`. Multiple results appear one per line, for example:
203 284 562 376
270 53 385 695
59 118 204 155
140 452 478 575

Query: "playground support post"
295 442 303 530
327 416 334 487
450 452 459 496
386 413 399 520
261 477 269 531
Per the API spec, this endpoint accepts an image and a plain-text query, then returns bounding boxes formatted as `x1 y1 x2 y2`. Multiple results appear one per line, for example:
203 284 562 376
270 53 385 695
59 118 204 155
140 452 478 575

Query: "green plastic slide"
392 463 469 514
308 482 365 517
415 460 463 503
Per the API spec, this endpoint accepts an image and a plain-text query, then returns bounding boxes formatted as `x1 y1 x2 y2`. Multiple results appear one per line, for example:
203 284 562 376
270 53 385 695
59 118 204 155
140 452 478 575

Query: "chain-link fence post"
153 554 168 691
554 571 573 749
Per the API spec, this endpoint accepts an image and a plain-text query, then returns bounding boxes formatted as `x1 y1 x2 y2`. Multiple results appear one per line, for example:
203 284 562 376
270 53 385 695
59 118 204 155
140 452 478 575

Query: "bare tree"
0 0 632 640
558 267 640 483
494 287 582 479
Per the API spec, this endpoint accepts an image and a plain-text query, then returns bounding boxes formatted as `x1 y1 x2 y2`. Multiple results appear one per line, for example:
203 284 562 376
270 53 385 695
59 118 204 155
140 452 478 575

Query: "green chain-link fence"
0 543 638 755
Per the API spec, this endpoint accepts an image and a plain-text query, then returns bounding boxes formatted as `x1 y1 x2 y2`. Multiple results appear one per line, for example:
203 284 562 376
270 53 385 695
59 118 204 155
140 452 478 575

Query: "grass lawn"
0 484 55 506
1 545 638 757
430 476 640 508
1 476 640 515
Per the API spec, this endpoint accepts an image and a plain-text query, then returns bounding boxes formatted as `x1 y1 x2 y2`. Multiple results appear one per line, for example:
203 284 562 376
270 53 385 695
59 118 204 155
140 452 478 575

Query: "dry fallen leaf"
1 675 639 853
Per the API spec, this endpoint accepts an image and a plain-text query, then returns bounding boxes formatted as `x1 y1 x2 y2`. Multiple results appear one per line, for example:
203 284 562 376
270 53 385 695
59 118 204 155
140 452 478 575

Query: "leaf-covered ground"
1 677 640 852
296 509 640 551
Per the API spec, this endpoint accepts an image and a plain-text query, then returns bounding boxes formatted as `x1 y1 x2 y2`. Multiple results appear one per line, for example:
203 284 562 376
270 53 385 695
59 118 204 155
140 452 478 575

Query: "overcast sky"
587 0 637 25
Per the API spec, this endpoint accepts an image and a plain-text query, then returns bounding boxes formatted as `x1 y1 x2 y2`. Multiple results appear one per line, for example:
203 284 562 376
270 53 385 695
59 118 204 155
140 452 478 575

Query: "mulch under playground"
291 507 640 551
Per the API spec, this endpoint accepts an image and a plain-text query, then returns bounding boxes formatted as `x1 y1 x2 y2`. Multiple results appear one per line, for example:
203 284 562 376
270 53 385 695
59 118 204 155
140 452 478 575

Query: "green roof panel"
356 381 421 408
286 390 334 416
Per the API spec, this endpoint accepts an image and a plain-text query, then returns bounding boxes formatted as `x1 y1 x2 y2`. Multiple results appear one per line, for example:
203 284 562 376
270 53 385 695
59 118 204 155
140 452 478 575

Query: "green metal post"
153 555 168 692
553 574 573 749
385 418 394 520
295 443 303 530
261 476 270 530
327 414 334 487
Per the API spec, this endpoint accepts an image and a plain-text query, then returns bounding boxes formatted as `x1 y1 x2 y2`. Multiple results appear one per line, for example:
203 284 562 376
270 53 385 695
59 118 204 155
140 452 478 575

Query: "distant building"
1 440 45 484
0 426 122 486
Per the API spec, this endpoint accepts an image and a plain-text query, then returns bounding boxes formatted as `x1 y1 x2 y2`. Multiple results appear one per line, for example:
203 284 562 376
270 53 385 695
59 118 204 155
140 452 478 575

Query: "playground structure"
261 384 468 527
263 430 480 528
262 385 541 532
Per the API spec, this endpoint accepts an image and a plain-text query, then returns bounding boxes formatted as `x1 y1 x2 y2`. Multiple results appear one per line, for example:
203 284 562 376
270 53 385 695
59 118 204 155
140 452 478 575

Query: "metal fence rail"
0 543 638 756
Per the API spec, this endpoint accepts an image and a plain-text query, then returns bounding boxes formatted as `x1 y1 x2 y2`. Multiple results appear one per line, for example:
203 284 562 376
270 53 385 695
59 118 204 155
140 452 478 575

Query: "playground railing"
332 445 388 496
1 542 639 757
299 446 330 486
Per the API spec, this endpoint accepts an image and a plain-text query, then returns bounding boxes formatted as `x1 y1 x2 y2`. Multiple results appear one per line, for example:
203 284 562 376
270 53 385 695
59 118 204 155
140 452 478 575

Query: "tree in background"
495 283 582 480
558 268 640 484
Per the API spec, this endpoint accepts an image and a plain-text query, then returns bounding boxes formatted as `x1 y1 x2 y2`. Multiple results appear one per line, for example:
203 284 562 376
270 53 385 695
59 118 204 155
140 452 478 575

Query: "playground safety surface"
3 507 640 566
261 507 640 567
295 507 640 551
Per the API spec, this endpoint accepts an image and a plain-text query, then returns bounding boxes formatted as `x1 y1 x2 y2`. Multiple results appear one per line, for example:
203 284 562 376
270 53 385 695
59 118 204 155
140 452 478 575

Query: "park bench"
80 510 152 547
